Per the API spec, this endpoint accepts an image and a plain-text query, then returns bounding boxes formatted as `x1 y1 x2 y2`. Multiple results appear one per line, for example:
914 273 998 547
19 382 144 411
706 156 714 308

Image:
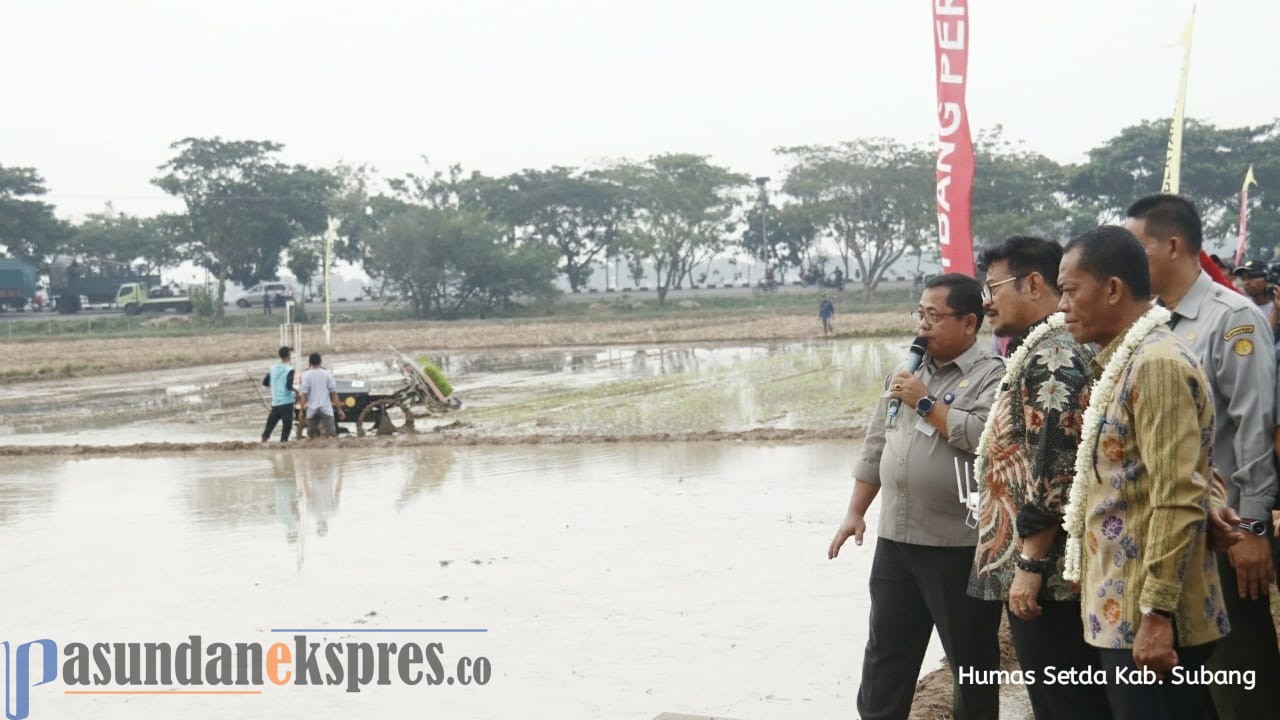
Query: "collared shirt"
1167 270 1277 521
854 340 1004 547
968 321 1094 602
301 367 337 418
1079 327 1228 650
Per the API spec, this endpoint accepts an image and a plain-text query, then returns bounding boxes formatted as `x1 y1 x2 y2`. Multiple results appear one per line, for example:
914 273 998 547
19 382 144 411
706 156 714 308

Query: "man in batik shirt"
968 236 1109 720
1058 226 1228 720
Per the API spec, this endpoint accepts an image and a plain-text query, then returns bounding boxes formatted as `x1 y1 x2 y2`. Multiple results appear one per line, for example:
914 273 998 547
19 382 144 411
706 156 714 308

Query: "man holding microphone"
829 274 1004 720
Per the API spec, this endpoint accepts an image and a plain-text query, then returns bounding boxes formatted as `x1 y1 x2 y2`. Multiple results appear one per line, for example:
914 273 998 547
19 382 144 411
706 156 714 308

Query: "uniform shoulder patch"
1234 338 1255 357
1223 324 1255 341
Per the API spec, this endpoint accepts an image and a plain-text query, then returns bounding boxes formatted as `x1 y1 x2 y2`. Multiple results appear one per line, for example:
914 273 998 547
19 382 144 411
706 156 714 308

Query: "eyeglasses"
911 309 965 324
981 274 1025 304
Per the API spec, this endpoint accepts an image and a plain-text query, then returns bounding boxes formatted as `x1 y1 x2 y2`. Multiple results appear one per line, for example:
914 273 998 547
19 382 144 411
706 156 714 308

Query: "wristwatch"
915 394 937 418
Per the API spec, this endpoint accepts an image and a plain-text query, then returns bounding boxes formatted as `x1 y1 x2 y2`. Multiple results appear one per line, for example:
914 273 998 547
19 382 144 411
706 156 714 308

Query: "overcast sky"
4 0 1277 221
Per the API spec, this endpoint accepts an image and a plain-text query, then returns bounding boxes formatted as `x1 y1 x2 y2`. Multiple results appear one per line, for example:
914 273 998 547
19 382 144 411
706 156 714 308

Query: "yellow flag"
1243 164 1258 191
1161 9 1196 194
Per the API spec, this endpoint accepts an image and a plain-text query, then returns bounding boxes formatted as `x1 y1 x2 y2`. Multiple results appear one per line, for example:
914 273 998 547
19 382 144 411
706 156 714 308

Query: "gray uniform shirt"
1168 271 1278 520
853 340 1004 547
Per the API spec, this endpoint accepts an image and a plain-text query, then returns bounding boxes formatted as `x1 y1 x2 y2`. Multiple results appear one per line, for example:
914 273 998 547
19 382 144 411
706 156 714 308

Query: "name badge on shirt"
915 416 937 437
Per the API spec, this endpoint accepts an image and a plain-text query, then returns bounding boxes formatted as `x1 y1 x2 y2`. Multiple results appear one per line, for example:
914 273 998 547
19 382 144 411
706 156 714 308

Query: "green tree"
324 162 380 265
0 165 69 265
153 138 335 320
286 236 322 306
70 205 184 275
494 167 627 292
970 127 1091 249
740 201 820 278
1069 118 1280 260
364 205 557 319
608 154 746 303
780 139 934 299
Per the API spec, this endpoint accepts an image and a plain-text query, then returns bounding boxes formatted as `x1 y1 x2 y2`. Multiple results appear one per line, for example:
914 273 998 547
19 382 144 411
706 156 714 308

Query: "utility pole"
324 216 338 346
754 176 770 278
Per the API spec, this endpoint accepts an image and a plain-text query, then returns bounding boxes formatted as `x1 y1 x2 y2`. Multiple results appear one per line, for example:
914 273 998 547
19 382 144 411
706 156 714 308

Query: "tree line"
2 118 1279 320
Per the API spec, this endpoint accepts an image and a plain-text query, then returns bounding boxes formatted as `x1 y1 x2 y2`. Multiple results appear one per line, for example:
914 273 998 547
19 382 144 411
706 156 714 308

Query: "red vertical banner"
933 0 975 276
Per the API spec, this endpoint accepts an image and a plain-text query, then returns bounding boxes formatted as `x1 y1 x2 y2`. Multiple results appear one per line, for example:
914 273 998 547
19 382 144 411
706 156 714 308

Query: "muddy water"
0 441 946 719
0 338 911 446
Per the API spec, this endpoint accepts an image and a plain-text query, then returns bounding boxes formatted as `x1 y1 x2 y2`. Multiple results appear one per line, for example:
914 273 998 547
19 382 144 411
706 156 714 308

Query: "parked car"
236 282 296 308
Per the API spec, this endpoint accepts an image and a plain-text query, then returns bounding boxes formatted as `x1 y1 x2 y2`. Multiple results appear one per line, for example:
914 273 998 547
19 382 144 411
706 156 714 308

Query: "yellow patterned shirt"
1079 326 1228 650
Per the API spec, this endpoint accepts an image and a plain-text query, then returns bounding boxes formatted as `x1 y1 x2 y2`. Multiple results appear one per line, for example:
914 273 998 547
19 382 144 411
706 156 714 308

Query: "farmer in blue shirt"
261 346 297 442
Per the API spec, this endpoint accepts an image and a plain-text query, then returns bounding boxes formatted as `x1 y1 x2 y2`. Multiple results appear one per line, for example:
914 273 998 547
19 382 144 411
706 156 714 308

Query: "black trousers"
1207 553 1280 719
1007 600 1111 720
1098 641 1215 720
857 538 1002 720
262 403 293 441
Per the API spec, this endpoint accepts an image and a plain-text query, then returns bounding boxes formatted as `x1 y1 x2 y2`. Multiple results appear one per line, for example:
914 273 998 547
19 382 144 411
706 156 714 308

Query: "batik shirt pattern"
969 323 1094 602
1079 327 1228 650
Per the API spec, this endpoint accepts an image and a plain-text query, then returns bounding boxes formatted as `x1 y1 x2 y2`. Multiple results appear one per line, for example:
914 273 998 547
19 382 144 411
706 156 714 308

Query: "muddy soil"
0 337 906 452
0 309 911 383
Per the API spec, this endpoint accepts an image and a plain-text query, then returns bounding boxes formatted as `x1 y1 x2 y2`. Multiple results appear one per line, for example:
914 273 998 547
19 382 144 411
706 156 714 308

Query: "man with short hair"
261 345 297 442
299 351 345 438
1057 226 1228 720
829 273 1004 720
967 236 1110 720
1126 194 1280 719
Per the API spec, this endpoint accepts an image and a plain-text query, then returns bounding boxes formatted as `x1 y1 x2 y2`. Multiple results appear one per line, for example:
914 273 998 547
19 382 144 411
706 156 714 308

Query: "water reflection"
0 442 944 720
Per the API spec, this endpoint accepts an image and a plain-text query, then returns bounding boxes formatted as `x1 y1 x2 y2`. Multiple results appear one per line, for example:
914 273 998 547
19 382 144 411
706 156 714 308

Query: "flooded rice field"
0 338 910 447
0 441 946 719
0 336 968 719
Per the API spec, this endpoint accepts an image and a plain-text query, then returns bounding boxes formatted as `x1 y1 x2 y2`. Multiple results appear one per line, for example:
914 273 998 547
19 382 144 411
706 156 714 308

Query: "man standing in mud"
1126 194 1280 719
966 236 1110 720
829 274 1004 720
261 345 297 442
300 352 345 438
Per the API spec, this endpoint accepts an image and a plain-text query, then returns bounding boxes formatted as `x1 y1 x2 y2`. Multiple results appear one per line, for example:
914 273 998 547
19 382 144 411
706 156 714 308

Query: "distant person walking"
818 294 835 336
300 352 345 438
260 345 297 442
263 286 273 315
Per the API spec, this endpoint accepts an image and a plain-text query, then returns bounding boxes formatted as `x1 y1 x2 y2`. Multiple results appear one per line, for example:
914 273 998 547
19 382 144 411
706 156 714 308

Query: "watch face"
916 396 934 416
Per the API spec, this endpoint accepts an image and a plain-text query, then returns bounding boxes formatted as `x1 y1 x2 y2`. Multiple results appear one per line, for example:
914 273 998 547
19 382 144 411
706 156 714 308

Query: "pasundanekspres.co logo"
3 629 491 720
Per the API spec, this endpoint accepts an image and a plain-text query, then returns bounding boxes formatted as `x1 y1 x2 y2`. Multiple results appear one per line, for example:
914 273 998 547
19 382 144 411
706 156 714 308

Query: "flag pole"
1235 165 1259 265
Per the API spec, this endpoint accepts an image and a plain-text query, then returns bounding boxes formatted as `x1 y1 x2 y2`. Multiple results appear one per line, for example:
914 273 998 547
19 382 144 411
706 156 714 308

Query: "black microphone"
887 336 929 423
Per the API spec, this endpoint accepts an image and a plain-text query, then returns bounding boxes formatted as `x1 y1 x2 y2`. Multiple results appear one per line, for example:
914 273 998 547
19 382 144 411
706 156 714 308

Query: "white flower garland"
973 312 1067 490
1062 305 1172 582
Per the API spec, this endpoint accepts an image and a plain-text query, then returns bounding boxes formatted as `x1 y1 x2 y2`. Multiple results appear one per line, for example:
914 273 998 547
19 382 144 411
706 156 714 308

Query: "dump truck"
0 258 38 311
48 255 159 314
115 282 194 315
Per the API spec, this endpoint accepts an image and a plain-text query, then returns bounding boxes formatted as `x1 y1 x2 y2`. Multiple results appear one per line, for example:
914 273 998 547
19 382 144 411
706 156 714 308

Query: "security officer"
1127 194 1280 720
